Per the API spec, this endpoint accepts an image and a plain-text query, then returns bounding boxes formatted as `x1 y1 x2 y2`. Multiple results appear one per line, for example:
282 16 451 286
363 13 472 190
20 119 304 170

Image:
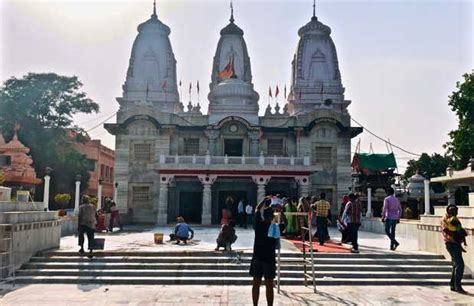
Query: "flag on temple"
218 55 234 79
269 86 272 98
284 85 287 99
275 85 279 97
189 82 192 94
197 81 200 94
179 80 182 87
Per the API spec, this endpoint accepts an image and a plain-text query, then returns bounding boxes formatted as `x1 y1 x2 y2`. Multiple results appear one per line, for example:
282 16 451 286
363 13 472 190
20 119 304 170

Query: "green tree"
444 72 474 169
0 73 99 203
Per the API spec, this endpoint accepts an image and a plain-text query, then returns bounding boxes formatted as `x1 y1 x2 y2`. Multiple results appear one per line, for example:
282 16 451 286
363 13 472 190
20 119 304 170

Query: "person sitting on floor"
169 216 194 245
215 220 238 251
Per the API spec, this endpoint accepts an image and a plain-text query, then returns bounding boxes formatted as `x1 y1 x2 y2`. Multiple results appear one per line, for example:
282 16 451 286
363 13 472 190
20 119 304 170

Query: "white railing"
158 153 311 166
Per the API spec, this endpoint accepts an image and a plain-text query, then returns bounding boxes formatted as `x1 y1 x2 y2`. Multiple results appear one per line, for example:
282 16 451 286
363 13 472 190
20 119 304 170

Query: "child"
445 214 468 252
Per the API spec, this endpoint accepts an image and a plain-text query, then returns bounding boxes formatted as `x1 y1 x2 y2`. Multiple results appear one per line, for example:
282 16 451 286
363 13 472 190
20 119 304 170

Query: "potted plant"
54 193 71 216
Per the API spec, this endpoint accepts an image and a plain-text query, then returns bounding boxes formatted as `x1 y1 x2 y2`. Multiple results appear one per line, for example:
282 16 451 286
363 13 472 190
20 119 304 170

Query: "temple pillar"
157 175 173 225
366 187 372 217
424 179 431 215
252 176 271 202
74 175 81 215
198 175 217 225
296 176 309 198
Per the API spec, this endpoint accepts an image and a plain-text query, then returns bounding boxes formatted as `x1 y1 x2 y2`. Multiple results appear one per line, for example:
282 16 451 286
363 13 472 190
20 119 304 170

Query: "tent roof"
352 153 397 171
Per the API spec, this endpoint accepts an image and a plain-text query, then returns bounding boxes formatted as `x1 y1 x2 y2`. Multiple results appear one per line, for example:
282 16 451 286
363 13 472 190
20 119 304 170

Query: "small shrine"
0 129 41 198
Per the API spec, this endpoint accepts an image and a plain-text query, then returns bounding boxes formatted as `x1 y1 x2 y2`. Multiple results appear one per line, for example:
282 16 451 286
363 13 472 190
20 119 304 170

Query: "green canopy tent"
351 153 397 172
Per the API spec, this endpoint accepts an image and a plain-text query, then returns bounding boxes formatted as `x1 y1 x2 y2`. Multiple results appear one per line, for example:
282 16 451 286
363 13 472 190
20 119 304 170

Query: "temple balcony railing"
156 153 321 173
159 154 310 166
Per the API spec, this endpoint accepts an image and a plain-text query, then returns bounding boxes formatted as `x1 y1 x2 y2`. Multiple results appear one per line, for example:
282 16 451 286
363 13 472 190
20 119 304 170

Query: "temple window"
132 186 152 208
314 146 332 164
267 139 284 156
183 138 200 155
133 144 152 162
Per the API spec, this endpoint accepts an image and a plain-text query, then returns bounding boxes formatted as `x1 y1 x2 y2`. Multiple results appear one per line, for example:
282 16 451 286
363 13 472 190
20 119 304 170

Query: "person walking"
78 196 97 259
170 217 194 245
381 187 402 250
312 192 331 245
250 196 278 306
343 193 362 253
245 202 254 228
337 195 350 243
442 204 469 294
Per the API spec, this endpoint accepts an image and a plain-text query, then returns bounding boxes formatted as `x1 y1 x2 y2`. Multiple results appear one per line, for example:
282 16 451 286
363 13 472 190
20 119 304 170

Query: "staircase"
14 250 474 286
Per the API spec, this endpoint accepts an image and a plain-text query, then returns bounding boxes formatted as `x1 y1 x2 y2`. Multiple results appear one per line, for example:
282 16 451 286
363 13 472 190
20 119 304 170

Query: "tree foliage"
444 72 474 169
0 73 99 203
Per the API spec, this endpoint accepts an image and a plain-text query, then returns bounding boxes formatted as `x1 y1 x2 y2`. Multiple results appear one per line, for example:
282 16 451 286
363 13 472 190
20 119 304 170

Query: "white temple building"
105 2 362 224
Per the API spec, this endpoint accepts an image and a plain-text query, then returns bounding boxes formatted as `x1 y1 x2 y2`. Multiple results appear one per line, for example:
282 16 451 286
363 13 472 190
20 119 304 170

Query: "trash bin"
154 233 164 244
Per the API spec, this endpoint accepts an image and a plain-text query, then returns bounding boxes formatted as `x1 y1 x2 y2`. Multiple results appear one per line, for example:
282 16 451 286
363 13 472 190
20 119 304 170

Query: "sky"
1 0 472 172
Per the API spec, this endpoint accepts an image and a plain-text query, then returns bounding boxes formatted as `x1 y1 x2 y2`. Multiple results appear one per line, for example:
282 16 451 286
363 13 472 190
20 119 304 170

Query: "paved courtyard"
1 227 474 305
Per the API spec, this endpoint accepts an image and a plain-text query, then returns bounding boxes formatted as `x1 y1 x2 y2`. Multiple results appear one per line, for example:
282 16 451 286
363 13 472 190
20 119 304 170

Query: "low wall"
60 216 78 237
360 217 419 239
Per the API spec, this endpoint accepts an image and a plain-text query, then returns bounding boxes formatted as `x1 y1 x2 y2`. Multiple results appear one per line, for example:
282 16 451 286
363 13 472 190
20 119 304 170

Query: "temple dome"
208 8 258 124
288 9 346 115
210 12 252 90
121 3 180 113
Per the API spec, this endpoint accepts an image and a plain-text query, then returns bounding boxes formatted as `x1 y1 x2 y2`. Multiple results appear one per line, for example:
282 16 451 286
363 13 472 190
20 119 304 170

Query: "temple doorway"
178 191 202 224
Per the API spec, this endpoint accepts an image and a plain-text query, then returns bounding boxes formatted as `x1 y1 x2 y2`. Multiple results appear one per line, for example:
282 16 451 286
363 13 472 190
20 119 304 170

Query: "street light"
43 167 52 211
74 174 82 215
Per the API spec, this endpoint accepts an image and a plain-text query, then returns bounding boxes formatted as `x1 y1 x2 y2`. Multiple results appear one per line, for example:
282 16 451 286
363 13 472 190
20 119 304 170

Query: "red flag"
269 86 272 98
197 81 200 94
275 85 279 97
218 55 235 79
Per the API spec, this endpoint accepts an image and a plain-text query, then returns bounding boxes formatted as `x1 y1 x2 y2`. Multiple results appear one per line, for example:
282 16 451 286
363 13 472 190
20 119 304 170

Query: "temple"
105 3 362 224
0 130 41 198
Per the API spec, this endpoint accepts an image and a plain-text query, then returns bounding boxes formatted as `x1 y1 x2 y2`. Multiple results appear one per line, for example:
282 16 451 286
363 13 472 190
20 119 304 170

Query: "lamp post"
43 167 52 211
74 174 82 215
114 182 118 202
97 178 103 211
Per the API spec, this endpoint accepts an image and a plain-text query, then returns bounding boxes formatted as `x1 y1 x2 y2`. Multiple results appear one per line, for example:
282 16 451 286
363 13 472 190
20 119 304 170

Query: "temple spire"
312 0 317 21
230 0 234 23
152 0 157 18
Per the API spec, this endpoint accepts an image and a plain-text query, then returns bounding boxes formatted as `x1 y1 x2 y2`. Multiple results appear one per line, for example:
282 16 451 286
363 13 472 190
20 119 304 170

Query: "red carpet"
284 238 351 253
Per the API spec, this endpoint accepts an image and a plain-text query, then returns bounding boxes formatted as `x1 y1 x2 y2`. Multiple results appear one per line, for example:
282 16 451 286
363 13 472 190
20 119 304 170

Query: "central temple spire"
230 0 234 23
152 0 157 18
312 0 317 21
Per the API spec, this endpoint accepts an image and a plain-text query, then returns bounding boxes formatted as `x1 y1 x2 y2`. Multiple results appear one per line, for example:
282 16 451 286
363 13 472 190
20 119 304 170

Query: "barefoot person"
381 187 402 250
169 217 194 245
442 204 469 294
250 196 278 306
78 196 97 258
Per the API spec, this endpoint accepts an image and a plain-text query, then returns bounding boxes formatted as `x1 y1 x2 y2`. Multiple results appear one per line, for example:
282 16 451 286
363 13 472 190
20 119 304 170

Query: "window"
315 146 332 164
267 139 284 156
224 139 243 156
183 138 200 155
134 144 152 161
132 186 152 208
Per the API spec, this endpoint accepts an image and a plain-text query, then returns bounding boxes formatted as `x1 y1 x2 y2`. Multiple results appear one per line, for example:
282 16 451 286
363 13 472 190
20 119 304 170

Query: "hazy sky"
1 0 472 172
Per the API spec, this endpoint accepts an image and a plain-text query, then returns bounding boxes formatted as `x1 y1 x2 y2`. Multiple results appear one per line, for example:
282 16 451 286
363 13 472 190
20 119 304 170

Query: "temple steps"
14 251 474 286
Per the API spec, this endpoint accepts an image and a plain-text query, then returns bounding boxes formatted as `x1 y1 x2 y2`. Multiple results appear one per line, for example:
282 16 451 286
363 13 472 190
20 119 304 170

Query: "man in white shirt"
238 199 245 228
245 203 254 229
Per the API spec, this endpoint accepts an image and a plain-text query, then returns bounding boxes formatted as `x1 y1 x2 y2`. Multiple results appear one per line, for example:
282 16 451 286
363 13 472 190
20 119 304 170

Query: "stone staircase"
13 250 474 286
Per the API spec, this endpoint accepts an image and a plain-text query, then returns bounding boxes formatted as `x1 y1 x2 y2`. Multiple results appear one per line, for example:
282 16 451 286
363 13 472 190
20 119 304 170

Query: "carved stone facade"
105 5 362 224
